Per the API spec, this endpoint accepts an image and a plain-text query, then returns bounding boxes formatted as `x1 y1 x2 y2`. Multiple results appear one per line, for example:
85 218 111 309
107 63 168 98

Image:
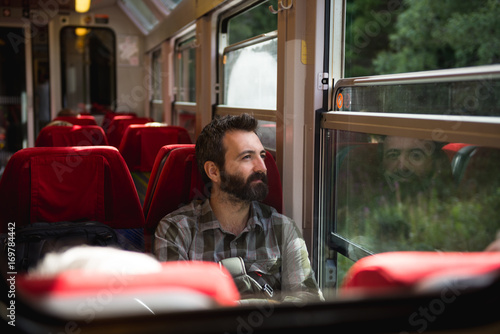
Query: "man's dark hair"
196 113 259 184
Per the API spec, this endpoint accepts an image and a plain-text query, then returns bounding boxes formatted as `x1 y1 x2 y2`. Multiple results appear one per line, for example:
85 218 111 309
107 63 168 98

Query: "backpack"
1 221 119 272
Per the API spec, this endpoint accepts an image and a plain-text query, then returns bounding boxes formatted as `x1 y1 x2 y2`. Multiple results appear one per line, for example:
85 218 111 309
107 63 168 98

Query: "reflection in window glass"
174 37 196 103
60 27 115 113
345 0 500 77
224 37 277 109
328 129 500 282
331 129 500 251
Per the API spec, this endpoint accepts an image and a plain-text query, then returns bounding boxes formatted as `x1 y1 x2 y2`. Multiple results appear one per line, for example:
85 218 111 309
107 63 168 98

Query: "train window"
222 33 277 109
320 66 500 297
154 0 183 14
220 0 278 109
173 34 197 141
345 0 500 77
257 119 276 153
334 76 500 116
60 27 116 113
119 0 160 33
226 0 278 45
150 48 163 122
0 27 26 169
217 1 279 157
323 126 500 289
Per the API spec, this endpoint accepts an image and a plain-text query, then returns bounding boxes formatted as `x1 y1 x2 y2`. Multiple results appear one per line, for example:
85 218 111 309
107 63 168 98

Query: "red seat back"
119 125 192 172
52 115 98 126
16 261 239 316
101 112 137 133
0 146 144 233
143 145 283 248
441 143 471 161
106 117 153 148
35 125 108 147
340 251 500 296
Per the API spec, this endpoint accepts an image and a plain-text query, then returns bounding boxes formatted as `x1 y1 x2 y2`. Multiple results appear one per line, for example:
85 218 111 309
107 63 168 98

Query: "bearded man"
154 114 323 302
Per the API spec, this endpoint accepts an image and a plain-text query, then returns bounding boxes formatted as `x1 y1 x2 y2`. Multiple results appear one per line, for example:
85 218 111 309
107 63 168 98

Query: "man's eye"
386 152 399 160
409 151 425 163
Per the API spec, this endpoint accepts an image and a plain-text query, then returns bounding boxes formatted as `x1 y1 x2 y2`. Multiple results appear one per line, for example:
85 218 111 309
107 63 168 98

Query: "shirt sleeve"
154 214 191 262
278 217 324 302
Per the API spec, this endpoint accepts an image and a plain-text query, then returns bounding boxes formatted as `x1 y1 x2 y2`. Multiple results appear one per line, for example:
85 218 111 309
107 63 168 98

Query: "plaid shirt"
154 199 323 302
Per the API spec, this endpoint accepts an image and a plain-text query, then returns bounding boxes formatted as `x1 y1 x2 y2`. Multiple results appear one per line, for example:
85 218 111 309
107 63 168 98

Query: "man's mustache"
247 171 268 184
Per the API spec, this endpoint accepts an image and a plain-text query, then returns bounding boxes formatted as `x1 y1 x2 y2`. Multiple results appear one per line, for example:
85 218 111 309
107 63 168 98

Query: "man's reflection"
381 136 452 197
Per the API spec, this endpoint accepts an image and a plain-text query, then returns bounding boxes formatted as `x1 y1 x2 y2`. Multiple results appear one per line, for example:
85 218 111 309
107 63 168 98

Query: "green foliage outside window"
346 0 500 77
227 0 278 45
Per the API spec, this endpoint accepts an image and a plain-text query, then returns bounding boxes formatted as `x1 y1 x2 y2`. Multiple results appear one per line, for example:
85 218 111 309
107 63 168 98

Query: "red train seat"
340 251 500 296
119 125 192 172
119 125 192 206
52 115 98 126
0 147 144 237
101 112 137 133
106 117 154 148
35 125 108 147
442 143 471 162
16 260 239 319
143 145 283 251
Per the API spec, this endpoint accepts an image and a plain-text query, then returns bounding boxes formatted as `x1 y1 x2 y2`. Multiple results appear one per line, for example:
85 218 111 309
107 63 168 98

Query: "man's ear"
204 161 220 183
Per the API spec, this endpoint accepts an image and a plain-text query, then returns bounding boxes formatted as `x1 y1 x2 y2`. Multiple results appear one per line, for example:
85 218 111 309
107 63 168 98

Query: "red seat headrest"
106 117 154 148
119 125 192 172
17 260 240 318
52 115 97 126
35 125 108 147
341 251 500 296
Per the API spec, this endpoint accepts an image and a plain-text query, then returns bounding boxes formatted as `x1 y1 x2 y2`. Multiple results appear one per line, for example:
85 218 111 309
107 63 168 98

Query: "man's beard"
220 170 269 202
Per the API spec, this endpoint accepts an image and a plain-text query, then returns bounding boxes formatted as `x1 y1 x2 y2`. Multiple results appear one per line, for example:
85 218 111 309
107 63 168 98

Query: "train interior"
0 0 500 333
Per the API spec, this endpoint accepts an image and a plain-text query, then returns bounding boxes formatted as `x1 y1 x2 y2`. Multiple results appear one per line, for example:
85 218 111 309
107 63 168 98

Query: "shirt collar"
198 199 266 232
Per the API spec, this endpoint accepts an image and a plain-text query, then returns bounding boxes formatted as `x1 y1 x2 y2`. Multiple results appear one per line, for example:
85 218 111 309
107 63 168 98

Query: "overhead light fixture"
75 27 90 36
75 0 91 13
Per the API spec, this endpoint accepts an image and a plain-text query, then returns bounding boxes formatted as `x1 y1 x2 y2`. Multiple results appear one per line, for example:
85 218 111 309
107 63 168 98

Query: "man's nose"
254 155 267 173
398 156 410 171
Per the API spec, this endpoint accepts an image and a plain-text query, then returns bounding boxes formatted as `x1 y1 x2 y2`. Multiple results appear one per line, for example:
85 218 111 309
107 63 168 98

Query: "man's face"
219 130 268 202
382 136 435 184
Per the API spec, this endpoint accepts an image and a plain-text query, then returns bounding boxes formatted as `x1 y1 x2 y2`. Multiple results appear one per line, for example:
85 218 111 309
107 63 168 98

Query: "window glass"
223 36 277 109
334 78 500 116
326 129 500 282
173 110 195 142
345 0 500 77
151 49 162 102
227 0 278 45
174 37 196 103
120 0 159 32
150 49 163 122
60 27 115 113
157 0 182 11
257 120 276 153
